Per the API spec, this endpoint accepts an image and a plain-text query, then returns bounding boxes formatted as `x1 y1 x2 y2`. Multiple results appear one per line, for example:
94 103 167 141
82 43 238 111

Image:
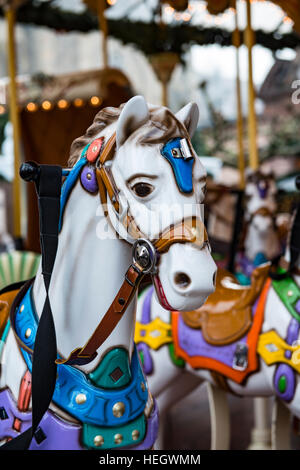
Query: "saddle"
0 289 20 339
181 263 271 345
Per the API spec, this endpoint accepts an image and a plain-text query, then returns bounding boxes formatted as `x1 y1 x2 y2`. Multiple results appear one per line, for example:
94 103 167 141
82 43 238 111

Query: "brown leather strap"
154 216 208 253
56 263 143 365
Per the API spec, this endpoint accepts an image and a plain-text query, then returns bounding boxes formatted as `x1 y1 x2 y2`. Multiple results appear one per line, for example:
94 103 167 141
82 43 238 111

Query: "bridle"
55 132 209 366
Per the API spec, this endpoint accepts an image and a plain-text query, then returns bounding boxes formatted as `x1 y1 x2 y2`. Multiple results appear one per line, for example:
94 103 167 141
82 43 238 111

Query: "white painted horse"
235 170 282 285
136 184 300 450
0 96 216 450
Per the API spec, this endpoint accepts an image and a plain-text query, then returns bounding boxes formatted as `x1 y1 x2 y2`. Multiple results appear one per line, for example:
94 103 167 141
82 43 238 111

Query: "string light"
57 99 69 109
107 0 117 5
90 96 102 106
0 105 6 115
283 15 293 25
182 12 191 22
41 100 52 111
74 98 84 107
26 102 38 112
165 5 174 15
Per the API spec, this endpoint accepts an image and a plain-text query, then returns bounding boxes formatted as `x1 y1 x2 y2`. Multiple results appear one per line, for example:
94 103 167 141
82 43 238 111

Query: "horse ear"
175 102 199 138
116 95 149 148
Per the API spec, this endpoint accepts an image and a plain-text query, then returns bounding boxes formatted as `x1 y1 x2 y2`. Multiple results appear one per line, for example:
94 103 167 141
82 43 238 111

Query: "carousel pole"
97 0 108 68
245 0 258 170
233 1 245 189
244 0 271 451
5 5 22 241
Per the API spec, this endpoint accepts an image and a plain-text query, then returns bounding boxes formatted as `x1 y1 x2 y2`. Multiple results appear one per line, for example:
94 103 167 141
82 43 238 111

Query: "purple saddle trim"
274 318 300 402
0 387 157 450
138 287 154 375
0 389 82 450
176 300 258 368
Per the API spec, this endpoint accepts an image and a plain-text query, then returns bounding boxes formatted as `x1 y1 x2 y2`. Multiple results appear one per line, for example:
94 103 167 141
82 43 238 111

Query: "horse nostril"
174 272 191 289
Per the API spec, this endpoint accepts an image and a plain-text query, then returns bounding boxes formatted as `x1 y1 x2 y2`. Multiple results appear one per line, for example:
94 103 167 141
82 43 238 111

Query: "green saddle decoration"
168 343 185 368
272 269 300 323
89 347 131 389
82 412 146 450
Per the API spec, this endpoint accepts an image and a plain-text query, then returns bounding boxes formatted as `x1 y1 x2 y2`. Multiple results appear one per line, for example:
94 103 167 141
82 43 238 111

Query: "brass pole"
233 1 245 189
98 0 108 68
5 7 22 238
245 0 259 170
162 81 168 107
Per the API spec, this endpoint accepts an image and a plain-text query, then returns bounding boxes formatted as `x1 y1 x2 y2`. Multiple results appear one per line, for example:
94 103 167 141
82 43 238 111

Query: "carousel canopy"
0 0 299 61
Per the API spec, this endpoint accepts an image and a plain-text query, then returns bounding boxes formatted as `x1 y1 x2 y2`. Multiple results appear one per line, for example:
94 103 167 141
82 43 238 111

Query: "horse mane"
68 102 189 167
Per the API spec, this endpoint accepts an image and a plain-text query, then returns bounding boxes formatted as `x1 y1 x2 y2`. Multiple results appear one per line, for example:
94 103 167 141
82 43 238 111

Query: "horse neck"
32 180 135 372
244 217 280 261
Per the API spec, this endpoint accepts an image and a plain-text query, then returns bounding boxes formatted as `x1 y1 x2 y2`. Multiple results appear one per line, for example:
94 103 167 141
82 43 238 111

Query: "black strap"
1 163 62 450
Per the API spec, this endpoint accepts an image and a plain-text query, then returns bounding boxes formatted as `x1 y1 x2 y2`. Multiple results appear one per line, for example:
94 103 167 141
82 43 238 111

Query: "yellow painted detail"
135 318 172 350
257 330 300 373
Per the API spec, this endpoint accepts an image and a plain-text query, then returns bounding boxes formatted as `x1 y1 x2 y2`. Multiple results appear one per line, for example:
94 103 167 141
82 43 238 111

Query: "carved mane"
68 102 189 167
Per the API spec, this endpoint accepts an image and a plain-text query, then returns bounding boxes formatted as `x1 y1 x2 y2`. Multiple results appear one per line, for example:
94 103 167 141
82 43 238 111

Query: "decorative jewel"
75 393 87 405
94 435 104 447
132 429 140 441
112 402 125 418
114 433 123 444
25 328 31 339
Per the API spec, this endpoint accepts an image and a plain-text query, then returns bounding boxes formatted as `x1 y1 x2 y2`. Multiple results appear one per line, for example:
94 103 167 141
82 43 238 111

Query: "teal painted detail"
89 348 131 389
235 272 251 286
278 375 287 393
82 412 146 450
0 319 10 361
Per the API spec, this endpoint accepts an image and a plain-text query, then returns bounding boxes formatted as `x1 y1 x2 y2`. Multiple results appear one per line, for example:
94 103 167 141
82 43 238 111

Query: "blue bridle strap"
161 138 194 193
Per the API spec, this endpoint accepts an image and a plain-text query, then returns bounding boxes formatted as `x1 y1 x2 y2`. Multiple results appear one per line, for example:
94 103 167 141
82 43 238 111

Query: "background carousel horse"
136 179 300 450
235 169 282 285
0 96 216 450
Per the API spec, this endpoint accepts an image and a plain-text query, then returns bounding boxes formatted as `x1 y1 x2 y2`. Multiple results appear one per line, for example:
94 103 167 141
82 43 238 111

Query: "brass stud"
114 433 123 445
141 382 145 392
75 393 87 405
92 146 98 153
94 435 104 447
20 304 25 313
112 401 125 418
86 173 92 180
288 290 293 297
132 429 140 441
25 328 31 338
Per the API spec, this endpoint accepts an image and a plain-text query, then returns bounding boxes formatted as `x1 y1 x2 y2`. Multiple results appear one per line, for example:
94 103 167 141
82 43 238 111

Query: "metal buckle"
132 239 157 274
232 343 248 371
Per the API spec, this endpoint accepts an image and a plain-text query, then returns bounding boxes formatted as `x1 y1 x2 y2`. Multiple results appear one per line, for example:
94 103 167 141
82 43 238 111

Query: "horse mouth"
152 274 174 311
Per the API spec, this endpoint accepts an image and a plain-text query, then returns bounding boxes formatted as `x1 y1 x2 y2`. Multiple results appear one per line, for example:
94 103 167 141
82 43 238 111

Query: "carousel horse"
235 170 282 285
0 96 216 450
136 178 300 449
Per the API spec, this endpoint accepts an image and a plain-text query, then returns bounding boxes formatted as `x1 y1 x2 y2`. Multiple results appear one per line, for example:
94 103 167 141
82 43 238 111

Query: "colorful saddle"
181 263 270 346
136 264 272 385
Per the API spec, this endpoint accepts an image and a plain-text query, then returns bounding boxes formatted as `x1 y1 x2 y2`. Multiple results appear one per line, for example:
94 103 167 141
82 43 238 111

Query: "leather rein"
55 132 208 366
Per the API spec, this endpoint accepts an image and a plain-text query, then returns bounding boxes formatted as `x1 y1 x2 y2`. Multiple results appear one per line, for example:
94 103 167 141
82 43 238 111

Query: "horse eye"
132 182 154 198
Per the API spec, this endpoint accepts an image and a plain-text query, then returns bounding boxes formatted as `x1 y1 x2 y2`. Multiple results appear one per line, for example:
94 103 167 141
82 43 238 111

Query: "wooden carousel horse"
136 177 300 449
0 96 216 450
235 169 282 285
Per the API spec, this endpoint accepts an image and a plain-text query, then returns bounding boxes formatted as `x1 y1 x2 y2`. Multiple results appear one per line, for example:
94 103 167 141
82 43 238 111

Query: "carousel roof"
204 1 300 32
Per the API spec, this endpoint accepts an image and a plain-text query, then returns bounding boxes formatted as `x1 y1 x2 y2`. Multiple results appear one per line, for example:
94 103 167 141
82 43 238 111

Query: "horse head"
67 96 216 313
